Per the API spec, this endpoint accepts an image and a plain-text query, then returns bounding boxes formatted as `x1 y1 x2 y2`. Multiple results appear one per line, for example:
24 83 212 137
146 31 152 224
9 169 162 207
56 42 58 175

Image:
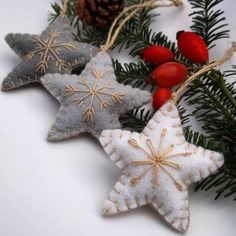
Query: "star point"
41 51 152 141
2 16 99 91
99 100 224 232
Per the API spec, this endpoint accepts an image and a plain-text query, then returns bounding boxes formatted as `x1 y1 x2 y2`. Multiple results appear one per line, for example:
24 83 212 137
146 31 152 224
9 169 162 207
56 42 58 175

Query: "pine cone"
76 0 125 28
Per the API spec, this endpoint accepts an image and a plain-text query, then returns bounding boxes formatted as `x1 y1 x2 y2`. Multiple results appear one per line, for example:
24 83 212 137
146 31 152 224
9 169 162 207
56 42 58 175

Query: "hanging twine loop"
171 42 236 103
61 0 69 16
101 0 183 52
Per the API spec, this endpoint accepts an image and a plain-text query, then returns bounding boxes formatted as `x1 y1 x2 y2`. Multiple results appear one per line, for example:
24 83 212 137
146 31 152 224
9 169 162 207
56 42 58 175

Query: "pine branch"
185 128 236 200
183 69 236 199
49 0 236 200
184 70 236 140
74 5 156 49
113 60 156 91
121 107 236 200
71 0 153 48
120 104 190 133
120 108 154 133
189 0 229 49
111 7 160 55
179 0 236 199
73 1 190 64
49 0 77 22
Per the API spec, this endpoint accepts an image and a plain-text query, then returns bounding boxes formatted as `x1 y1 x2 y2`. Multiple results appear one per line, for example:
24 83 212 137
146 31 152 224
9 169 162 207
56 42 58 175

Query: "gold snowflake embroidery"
64 68 124 122
128 129 192 191
25 31 75 73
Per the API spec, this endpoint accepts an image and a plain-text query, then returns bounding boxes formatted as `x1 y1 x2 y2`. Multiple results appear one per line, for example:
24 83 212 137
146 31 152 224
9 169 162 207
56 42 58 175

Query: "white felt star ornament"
99 100 224 233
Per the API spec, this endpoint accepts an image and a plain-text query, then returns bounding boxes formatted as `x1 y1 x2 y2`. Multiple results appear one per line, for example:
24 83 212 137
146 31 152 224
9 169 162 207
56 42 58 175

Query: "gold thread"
107 197 120 212
163 210 171 217
171 114 179 119
146 139 158 157
113 187 121 195
172 123 181 128
115 155 123 163
165 152 192 159
64 69 124 122
128 138 153 158
103 140 112 149
167 104 174 112
129 129 189 189
128 138 139 148
118 177 126 185
159 128 167 151
125 199 131 209
153 116 160 123
159 109 168 117
25 31 74 73
108 149 116 156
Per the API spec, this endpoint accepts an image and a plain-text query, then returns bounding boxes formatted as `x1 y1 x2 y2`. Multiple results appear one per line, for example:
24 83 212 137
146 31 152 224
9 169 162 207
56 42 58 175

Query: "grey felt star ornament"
2 16 99 90
40 51 152 141
99 100 224 233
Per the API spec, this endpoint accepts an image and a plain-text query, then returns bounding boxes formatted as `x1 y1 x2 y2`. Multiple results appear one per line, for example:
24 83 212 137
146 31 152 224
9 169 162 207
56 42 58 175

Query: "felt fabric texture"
2 16 99 90
99 100 224 233
40 51 152 141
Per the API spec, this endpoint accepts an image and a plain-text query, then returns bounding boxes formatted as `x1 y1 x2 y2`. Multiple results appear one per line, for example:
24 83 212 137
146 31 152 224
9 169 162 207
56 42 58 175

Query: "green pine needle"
189 0 229 49
49 0 236 200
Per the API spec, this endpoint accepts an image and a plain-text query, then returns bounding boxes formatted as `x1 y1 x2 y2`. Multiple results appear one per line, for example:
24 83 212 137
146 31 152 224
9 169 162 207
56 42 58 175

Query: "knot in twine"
100 45 110 52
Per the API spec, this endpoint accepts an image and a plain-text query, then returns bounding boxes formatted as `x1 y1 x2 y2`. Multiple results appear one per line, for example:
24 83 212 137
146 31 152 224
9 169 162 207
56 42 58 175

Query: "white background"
0 0 236 236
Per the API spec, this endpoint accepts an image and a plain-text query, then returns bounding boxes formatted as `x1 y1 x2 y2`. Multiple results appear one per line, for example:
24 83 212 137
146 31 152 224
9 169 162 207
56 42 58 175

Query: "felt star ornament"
2 16 98 91
40 51 152 141
99 100 224 233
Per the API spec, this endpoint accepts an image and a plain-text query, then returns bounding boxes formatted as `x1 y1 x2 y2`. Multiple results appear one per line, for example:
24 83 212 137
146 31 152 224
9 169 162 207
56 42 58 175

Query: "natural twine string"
61 0 235 104
62 0 69 16
171 42 236 103
101 0 183 52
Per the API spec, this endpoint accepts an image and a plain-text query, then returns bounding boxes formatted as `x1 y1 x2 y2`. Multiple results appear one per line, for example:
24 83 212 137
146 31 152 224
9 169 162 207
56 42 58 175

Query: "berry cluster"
142 31 209 110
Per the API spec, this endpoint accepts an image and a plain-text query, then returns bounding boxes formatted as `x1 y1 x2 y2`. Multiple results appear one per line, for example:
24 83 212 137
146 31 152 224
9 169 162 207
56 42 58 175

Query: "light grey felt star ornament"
40 51 152 141
99 100 224 233
2 16 99 90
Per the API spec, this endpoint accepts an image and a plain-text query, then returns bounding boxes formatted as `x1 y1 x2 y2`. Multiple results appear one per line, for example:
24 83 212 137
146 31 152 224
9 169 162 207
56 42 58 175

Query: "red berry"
177 31 209 63
142 46 174 65
153 88 172 110
151 62 187 88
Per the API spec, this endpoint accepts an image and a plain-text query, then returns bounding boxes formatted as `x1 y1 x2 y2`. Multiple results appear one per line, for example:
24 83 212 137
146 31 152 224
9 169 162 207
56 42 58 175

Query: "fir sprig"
75 5 158 50
120 108 154 133
185 128 236 200
189 0 229 49
185 0 236 199
49 0 236 200
113 60 155 90
185 70 236 139
49 0 77 22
